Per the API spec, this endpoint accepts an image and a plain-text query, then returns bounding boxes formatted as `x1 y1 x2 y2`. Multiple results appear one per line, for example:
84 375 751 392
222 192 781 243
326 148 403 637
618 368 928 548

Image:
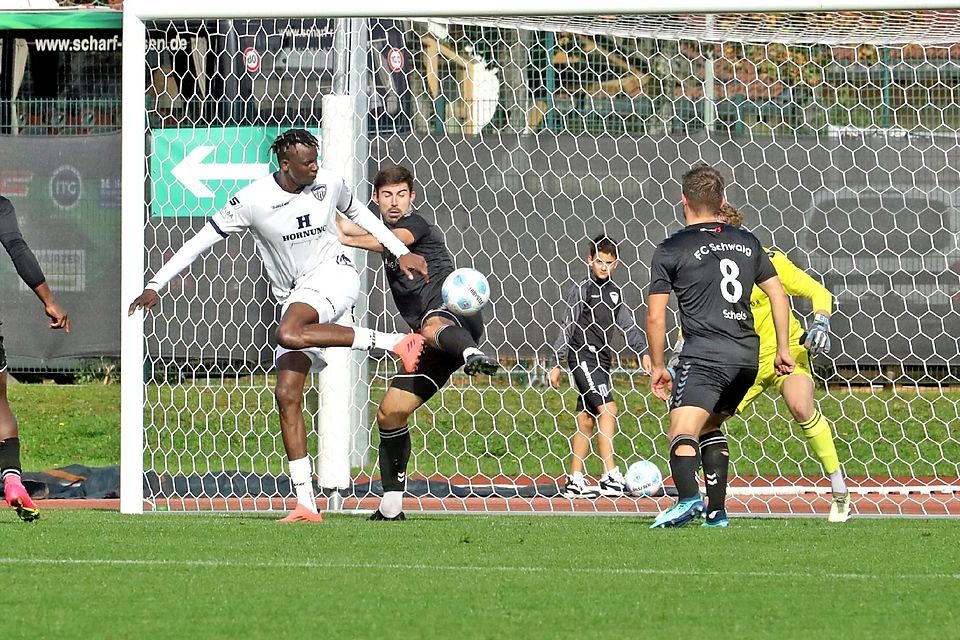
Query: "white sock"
380 490 404 518
289 457 318 513
830 469 847 495
570 471 584 483
605 467 624 482
351 328 403 351
462 347 483 361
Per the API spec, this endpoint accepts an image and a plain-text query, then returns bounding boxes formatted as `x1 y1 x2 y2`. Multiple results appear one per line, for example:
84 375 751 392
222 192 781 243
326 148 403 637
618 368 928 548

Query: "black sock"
378 426 411 493
434 326 477 363
699 430 729 513
0 437 22 480
669 434 701 500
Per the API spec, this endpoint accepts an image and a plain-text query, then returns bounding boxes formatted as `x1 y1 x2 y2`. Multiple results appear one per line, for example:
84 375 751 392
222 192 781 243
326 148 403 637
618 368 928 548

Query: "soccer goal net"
121 2 960 517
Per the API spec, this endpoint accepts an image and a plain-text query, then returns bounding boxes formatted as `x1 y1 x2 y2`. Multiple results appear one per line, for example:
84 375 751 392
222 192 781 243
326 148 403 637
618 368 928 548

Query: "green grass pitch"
5 383 960 638
2 510 959 639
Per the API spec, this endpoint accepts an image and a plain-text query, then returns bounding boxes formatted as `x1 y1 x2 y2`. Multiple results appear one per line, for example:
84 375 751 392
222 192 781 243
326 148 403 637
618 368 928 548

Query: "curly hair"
269 128 319 162
718 203 743 227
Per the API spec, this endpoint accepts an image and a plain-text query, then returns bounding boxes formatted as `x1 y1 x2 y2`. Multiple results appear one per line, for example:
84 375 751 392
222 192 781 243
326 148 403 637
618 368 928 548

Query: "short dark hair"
682 165 725 213
587 234 618 258
270 128 318 162
374 165 415 193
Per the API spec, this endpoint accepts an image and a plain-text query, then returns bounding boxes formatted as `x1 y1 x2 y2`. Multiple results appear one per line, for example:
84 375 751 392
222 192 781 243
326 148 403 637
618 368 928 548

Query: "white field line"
1 557 957 581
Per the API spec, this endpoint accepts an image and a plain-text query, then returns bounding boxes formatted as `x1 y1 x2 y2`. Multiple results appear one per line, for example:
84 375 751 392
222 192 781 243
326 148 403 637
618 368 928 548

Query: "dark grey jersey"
649 222 776 367
553 276 647 368
382 212 455 330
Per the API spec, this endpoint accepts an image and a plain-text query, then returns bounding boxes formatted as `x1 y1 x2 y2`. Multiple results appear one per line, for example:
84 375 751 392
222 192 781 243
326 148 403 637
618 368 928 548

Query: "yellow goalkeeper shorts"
737 344 812 412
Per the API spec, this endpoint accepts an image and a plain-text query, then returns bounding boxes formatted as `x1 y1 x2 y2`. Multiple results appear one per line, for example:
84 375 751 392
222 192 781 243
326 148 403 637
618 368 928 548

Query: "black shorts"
389 306 484 402
0 333 6 373
568 353 614 415
669 359 757 417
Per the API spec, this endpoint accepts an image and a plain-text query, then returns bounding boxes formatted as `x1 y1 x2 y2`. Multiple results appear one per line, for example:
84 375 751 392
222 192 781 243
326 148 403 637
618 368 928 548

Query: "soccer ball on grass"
625 460 663 497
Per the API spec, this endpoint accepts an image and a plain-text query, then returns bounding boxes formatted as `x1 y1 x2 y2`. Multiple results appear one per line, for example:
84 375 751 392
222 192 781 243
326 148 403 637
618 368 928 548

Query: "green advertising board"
150 126 321 217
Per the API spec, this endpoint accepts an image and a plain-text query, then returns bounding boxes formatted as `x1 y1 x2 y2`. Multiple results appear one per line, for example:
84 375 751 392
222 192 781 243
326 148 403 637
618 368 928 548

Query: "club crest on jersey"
311 184 327 201
610 292 619 304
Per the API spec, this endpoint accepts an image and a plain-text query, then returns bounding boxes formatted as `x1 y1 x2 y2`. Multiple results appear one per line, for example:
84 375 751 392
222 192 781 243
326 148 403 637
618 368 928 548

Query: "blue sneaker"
702 509 730 527
650 497 706 528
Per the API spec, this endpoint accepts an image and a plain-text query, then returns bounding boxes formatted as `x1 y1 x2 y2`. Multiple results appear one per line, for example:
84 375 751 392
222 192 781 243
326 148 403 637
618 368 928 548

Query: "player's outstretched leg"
352 328 425 373
463 352 499 376
389 334 426 373
433 324 498 376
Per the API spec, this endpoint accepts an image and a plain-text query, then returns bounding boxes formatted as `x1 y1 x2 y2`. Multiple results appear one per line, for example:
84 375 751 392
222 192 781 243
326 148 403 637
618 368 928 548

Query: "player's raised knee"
376 406 409 430
275 324 306 350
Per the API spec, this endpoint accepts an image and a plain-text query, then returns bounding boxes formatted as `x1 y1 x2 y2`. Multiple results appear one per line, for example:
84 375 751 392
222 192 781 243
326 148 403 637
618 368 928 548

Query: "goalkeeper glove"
666 338 684 380
804 313 831 355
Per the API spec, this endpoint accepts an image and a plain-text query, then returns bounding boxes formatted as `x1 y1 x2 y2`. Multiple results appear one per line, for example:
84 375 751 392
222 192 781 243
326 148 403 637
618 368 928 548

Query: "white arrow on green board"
170 146 271 198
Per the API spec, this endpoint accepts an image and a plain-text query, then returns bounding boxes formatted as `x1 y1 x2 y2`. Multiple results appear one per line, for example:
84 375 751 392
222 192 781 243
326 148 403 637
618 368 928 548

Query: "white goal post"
121 0 960 516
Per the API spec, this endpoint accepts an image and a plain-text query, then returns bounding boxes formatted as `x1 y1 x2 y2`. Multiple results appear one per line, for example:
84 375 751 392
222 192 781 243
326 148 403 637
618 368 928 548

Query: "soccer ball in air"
625 460 663 497
441 268 490 317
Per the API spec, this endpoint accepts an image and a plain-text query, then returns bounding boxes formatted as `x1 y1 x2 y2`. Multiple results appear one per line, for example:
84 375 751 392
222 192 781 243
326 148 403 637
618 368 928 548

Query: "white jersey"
210 169 353 302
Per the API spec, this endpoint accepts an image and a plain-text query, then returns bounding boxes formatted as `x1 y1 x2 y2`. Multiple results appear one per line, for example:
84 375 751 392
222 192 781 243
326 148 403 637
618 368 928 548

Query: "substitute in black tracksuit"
549 234 647 498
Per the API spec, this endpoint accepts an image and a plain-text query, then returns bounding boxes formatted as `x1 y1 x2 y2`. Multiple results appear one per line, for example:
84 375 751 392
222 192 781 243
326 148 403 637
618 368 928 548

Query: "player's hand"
128 289 159 316
649 365 673 402
775 347 796 376
44 301 70 332
548 366 563 389
804 313 831 356
398 253 429 282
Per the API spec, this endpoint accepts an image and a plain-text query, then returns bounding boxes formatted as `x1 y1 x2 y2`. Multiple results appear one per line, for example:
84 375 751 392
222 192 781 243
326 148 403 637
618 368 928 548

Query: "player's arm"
646 293 671 401
335 214 417 253
548 282 584 389
646 245 675 401
771 250 833 354
127 222 224 315
0 197 70 331
337 183 427 281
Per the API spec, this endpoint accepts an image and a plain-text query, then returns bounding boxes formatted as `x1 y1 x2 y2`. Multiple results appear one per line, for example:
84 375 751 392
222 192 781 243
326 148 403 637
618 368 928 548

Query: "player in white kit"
128 129 429 522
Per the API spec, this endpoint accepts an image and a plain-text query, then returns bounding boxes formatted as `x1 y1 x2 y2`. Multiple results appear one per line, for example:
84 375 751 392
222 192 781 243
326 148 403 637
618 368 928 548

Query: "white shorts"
275 257 360 372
